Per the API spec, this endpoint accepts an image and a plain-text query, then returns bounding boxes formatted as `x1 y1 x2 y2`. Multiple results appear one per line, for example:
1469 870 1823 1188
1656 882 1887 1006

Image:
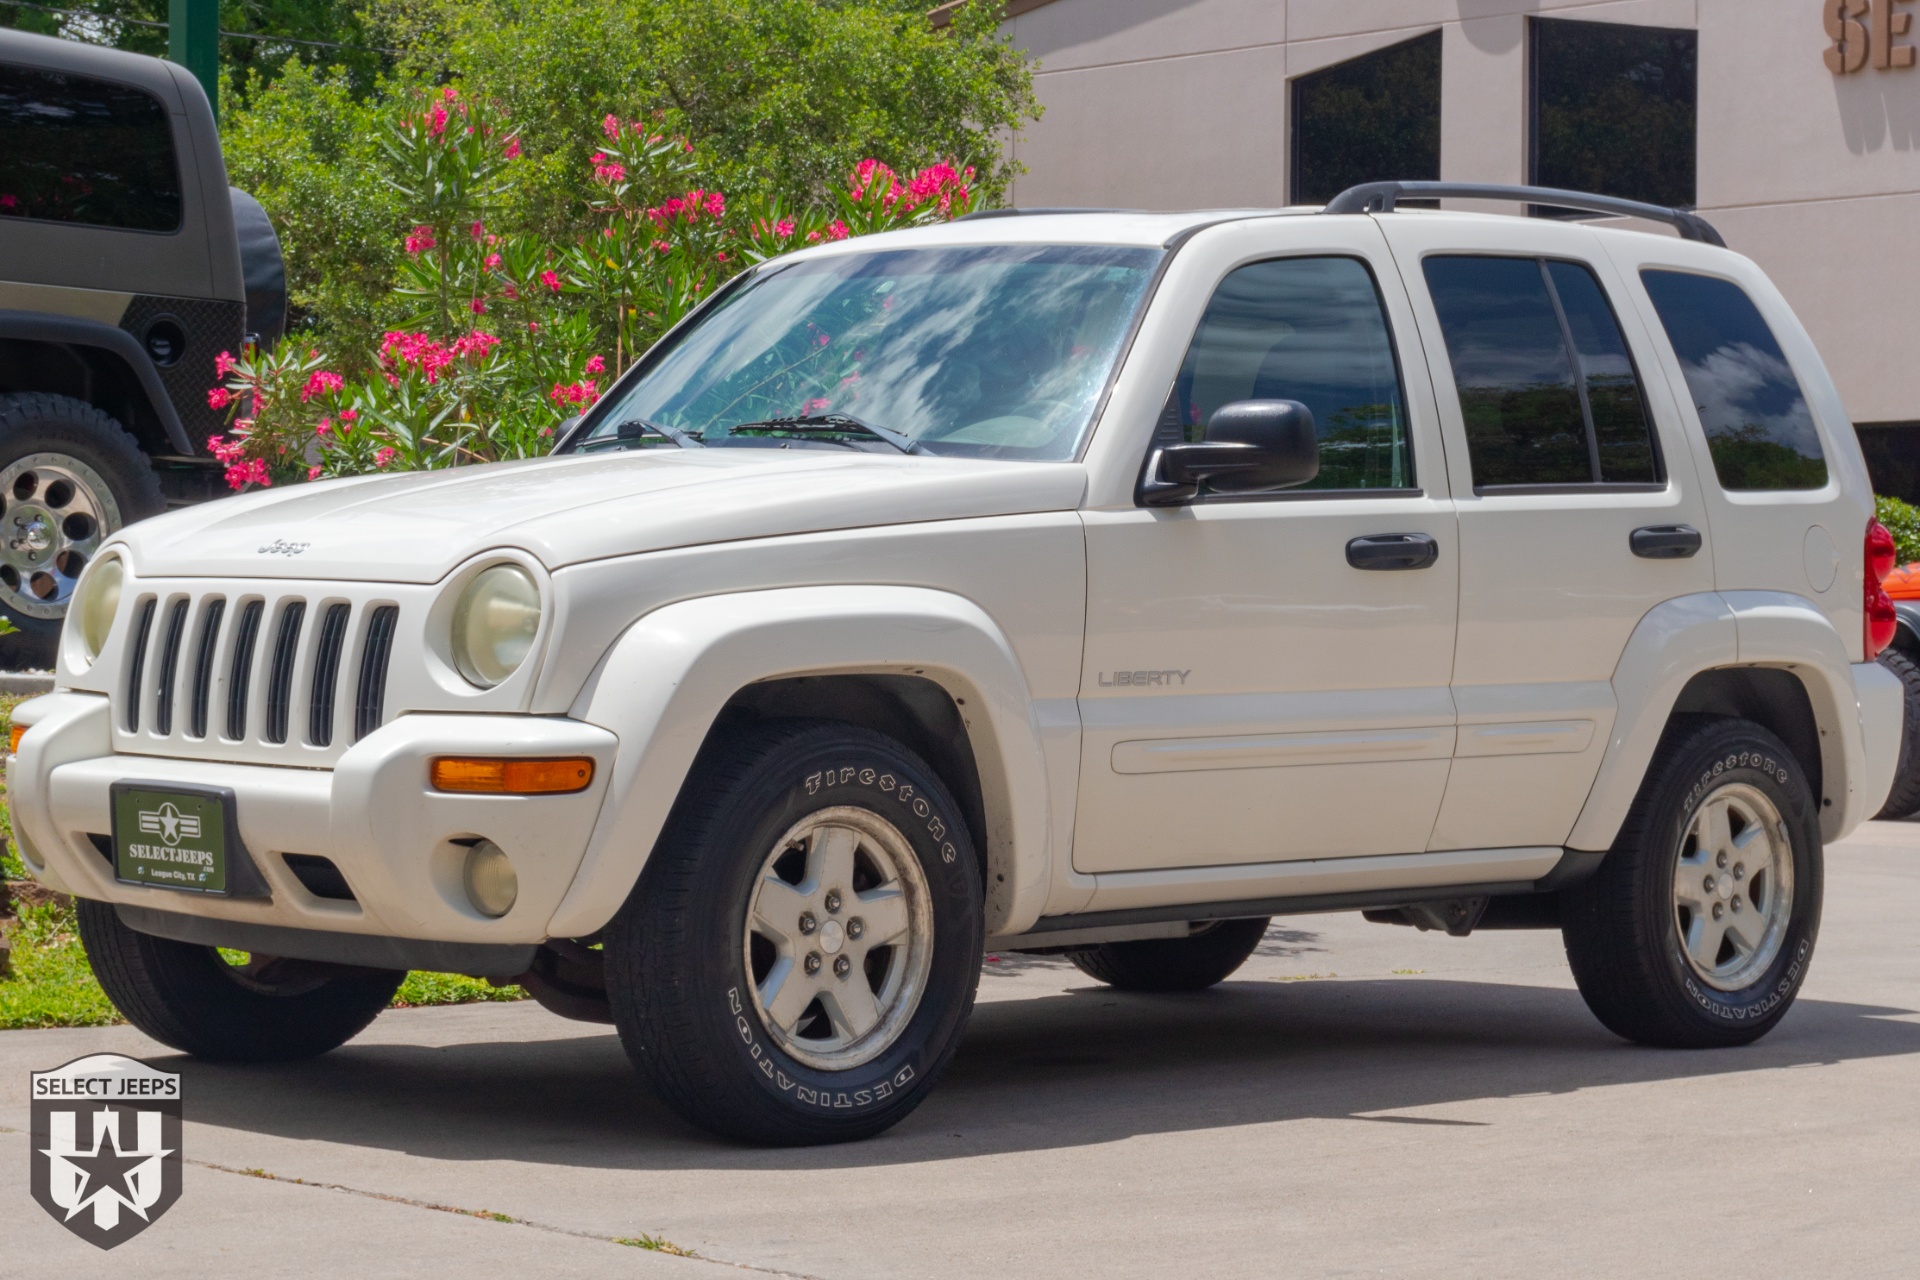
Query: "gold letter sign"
1829 0 1918 72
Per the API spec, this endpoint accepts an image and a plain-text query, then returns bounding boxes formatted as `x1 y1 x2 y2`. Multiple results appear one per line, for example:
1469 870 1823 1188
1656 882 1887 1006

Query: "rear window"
0 63 182 233
1640 269 1827 491
1422 255 1659 488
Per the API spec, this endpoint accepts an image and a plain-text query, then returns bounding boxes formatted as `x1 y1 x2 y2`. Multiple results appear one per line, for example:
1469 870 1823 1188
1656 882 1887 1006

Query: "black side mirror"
549 415 586 453
1140 399 1319 505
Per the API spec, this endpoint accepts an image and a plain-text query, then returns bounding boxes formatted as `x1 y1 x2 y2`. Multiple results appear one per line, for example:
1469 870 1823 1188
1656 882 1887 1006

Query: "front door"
1074 222 1459 874
1377 218 1717 851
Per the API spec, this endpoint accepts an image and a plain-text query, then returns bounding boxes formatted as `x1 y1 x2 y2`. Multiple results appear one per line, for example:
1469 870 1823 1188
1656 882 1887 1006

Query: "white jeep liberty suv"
9 182 1906 1146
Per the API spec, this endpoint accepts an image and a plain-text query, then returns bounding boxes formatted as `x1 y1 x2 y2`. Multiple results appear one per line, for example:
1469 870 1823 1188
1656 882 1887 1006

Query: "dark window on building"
1529 18 1696 213
1162 256 1412 492
1641 269 1828 491
1423 255 1660 489
1291 31 1441 207
0 63 181 233
1857 424 1920 507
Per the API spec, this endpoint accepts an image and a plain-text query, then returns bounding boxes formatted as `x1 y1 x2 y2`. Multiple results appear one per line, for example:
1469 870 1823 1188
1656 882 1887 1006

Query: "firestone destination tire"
75 898 404 1061
1561 717 1822 1048
606 719 985 1146
1068 917 1270 992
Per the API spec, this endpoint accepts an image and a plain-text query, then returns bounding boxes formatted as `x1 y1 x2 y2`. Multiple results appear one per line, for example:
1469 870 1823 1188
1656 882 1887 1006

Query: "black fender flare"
0 309 192 454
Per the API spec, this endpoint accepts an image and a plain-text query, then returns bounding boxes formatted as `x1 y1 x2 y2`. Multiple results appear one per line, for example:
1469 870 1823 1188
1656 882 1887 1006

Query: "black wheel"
1068 917 1269 992
605 719 984 1145
1875 647 1920 819
1561 717 1821 1048
0 393 164 668
76 898 403 1061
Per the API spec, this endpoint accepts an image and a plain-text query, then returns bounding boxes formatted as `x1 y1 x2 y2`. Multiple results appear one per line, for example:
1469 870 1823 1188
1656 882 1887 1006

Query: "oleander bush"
1877 495 1920 566
206 86 980 487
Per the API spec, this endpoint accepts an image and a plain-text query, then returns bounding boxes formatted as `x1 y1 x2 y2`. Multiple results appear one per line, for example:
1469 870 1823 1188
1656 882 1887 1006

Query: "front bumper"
9 692 618 946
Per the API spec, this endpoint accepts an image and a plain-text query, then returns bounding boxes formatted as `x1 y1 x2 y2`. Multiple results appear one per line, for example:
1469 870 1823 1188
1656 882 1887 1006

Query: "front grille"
263 601 305 745
117 589 400 761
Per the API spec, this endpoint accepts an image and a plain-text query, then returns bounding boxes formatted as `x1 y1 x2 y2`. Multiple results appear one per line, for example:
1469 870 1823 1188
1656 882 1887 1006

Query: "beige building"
982 0 1920 493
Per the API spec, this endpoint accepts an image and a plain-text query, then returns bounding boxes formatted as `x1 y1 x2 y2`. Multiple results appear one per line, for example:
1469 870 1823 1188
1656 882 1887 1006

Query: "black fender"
1894 601 1920 657
0 310 192 454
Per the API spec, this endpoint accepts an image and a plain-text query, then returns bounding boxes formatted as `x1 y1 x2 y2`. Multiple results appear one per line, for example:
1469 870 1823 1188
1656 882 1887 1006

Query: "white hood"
115 449 1089 583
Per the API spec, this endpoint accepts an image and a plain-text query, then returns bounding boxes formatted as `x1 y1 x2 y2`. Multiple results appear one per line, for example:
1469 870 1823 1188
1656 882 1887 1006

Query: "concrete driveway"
8 822 1920 1278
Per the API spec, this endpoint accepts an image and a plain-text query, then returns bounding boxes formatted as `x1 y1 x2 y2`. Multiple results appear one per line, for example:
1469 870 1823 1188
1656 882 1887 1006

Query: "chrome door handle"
1346 533 1440 570
1630 524 1702 559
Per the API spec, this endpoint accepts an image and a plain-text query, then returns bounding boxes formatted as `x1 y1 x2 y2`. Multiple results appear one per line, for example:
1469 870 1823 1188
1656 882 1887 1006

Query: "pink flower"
594 160 627 184
470 220 485 242
427 104 448 137
339 408 357 423
405 224 436 255
773 218 795 238
301 370 343 402
504 284 519 300
452 331 501 359
602 114 620 141
0 194 17 210
540 270 562 293
585 355 606 374
805 397 831 412
826 220 849 241
374 447 397 468
223 457 270 491
503 135 522 160
469 297 487 315
484 253 502 270
214 350 236 377
308 465 323 481
547 379 601 407
315 419 332 436
442 85 458 102
207 386 231 410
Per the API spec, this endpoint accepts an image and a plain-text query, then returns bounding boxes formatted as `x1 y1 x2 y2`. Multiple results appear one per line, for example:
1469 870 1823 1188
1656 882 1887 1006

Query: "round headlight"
450 564 540 688
74 555 124 663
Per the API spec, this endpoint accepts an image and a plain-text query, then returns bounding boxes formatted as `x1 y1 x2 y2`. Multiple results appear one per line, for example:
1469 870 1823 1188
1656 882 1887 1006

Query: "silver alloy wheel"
1672 781 1795 991
0 452 118 621
743 806 934 1071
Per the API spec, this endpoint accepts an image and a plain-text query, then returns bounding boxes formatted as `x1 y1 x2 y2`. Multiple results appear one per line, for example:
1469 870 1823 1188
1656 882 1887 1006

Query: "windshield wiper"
723 413 921 455
577 417 705 451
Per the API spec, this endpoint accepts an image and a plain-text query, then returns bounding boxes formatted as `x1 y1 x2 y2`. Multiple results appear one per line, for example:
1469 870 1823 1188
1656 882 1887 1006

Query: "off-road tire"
1875 647 1920 819
1068 917 1270 992
75 898 403 1061
1561 717 1821 1048
0 394 164 667
605 719 984 1146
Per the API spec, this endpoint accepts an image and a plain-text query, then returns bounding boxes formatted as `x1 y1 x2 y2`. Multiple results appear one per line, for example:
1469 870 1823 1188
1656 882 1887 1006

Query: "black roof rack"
1321 181 1726 247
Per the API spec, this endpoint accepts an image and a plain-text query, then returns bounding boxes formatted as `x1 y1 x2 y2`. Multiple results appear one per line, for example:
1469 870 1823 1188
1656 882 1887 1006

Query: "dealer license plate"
111 785 230 894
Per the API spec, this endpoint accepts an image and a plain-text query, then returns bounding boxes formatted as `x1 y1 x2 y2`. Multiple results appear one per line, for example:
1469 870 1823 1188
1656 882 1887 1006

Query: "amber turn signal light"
8 725 23 755
430 756 594 795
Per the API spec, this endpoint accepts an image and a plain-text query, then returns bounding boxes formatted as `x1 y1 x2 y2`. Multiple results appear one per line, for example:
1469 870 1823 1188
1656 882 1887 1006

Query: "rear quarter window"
1639 269 1826 491
0 62 182 233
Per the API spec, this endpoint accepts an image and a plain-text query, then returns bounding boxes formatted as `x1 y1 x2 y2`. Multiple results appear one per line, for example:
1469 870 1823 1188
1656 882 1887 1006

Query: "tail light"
1866 518 1899 659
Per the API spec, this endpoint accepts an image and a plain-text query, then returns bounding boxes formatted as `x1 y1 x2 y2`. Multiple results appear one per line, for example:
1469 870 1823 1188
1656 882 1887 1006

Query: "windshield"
578 244 1163 461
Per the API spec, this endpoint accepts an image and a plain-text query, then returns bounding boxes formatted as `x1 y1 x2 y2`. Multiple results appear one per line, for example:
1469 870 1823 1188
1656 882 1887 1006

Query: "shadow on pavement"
158 968 1920 1171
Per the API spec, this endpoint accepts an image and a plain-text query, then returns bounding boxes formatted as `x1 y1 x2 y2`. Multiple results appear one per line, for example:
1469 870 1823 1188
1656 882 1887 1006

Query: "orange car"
1887 564 1920 599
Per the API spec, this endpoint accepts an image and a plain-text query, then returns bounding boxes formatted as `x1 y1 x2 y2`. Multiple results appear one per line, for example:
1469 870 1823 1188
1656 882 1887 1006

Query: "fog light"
462 840 517 917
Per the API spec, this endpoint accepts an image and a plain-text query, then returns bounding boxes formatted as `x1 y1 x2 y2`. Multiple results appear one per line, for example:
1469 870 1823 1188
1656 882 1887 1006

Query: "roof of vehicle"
0 25 189 94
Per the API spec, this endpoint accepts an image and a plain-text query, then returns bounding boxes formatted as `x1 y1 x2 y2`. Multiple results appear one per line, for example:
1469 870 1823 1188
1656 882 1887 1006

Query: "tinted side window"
1163 256 1411 491
1423 255 1659 488
1640 270 1827 491
0 64 181 233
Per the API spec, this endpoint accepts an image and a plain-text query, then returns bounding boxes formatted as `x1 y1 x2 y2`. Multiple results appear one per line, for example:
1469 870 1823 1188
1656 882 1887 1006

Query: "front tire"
76 899 404 1060
1561 717 1821 1048
1068 918 1270 992
606 720 984 1145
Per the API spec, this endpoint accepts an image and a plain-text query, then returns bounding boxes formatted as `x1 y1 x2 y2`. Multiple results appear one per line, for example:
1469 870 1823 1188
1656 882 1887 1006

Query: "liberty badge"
31 1054 182 1249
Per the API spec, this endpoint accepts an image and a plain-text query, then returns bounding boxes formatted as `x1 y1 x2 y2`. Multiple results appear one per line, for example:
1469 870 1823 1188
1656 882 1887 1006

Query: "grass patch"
392 971 527 1007
615 1234 695 1256
0 898 120 1029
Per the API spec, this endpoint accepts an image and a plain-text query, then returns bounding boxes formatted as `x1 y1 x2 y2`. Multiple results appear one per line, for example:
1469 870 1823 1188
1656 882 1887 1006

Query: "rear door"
1379 218 1717 850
